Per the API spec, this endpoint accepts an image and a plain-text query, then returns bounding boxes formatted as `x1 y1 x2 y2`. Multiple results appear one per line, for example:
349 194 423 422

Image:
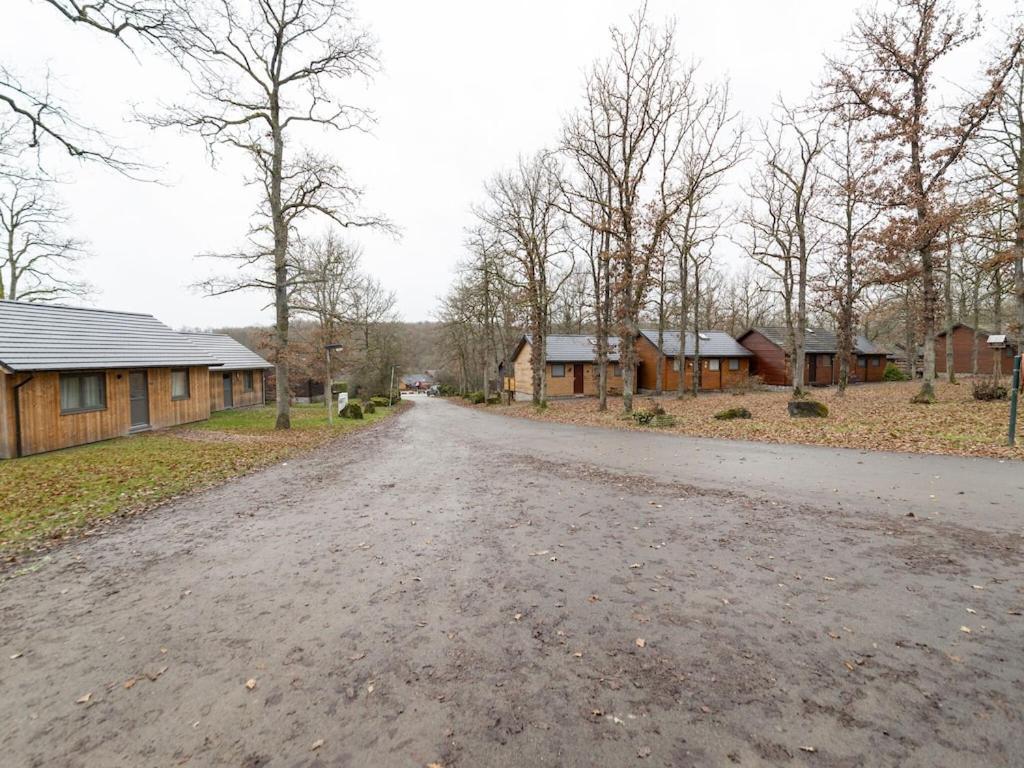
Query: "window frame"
551 363 566 378
728 357 740 371
870 356 881 367
59 372 107 415
171 368 191 401
243 370 254 392
707 358 721 372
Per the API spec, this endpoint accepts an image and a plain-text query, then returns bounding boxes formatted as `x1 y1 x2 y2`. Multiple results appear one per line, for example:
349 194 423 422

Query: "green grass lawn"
0 403 401 560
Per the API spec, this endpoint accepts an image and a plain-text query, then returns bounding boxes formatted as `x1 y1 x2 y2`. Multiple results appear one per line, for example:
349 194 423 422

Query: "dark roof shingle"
523 334 622 362
640 329 752 358
180 332 272 371
0 300 220 372
745 326 886 355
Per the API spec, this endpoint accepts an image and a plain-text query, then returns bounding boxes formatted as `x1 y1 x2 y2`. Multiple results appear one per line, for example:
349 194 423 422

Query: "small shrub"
632 409 656 425
331 381 348 395
468 391 485 405
340 402 363 420
362 400 376 414
787 399 828 418
652 413 676 428
438 383 457 397
972 380 1008 401
486 395 501 405
370 396 390 407
728 374 764 394
715 406 752 421
646 399 666 415
882 363 909 382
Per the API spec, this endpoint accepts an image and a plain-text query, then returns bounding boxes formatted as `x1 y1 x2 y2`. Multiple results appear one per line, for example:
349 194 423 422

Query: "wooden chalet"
636 329 753 391
0 301 221 458
935 324 1019 376
510 334 628 398
737 326 888 387
180 332 272 411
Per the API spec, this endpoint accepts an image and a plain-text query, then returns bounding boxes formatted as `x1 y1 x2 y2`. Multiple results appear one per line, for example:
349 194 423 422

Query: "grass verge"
0 402 406 560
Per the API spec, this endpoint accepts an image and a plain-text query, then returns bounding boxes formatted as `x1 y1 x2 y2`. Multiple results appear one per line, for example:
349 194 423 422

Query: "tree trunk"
944 241 956 384
691 264 701 397
270 96 291 430
676 248 689 399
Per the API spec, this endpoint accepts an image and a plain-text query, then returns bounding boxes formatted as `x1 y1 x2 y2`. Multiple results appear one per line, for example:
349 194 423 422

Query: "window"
551 364 566 378
672 359 680 372
613 364 622 377
708 358 720 371
60 372 106 414
170 369 190 400
857 356 866 367
820 354 832 367
729 358 740 371
871 356 880 367
243 371 254 392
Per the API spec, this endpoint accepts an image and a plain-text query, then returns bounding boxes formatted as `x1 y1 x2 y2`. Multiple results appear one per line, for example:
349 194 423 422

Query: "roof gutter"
12 374 33 459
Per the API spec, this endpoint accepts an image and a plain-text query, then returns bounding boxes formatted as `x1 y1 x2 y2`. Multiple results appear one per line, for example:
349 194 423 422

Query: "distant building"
636 329 753 391
509 334 629 398
180 333 273 411
401 372 435 390
737 327 888 386
935 324 1019 375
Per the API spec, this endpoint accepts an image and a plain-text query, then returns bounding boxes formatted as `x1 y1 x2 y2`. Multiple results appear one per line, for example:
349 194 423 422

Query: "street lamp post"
1010 353 1021 447
325 343 344 424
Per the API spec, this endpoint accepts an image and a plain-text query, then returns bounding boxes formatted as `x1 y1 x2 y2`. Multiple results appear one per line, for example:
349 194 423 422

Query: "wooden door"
573 364 584 394
129 371 149 429
223 373 233 408
807 354 816 384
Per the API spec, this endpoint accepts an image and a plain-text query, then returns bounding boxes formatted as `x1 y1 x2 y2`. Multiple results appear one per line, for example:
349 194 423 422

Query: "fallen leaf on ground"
638 746 652 758
348 652 366 661
123 678 136 689
75 692 92 704
635 638 646 648
629 563 643 569
799 745 816 753
9 652 22 659
310 739 324 750
960 626 972 634
245 678 257 690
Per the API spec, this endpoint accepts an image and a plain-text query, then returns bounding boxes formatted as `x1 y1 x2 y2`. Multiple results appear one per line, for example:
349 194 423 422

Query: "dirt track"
1 397 1022 767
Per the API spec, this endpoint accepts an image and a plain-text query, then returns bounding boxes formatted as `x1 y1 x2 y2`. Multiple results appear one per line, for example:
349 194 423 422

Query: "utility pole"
325 343 344 423
388 365 396 407
1010 354 1021 447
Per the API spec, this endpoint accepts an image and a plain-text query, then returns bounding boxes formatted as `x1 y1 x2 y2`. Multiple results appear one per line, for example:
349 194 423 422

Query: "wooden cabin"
737 327 888 387
935 324 1019 376
509 334 628 398
0 301 222 458
181 332 272 411
636 329 753 391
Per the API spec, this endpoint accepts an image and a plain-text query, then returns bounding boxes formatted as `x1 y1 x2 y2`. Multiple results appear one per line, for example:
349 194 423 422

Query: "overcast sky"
1 0 1013 329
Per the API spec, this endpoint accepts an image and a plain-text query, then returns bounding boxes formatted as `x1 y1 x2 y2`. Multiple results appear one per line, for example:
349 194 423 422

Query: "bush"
882 363 909 382
652 413 676 428
728 374 764 394
362 400 376 414
645 399 666 415
468 391 485 405
331 381 348 395
438 383 457 397
715 406 752 421
340 402 363 419
370 396 390 407
972 380 1008 401
632 409 656 425
787 399 828 418
486 395 501 405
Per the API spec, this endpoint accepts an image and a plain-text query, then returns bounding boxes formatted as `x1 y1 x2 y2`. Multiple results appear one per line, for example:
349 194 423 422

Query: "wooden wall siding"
739 331 789 385
636 335 752 391
936 327 1018 375
209 369 265 411
8 366 210 458
511 345 627 397
0 372 15 459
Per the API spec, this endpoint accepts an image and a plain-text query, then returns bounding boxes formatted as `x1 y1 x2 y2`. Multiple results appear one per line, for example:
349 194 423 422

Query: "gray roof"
640 329 752 358
180 332 272 371
744 326 887 355
522 334 622 362
0 300 221 373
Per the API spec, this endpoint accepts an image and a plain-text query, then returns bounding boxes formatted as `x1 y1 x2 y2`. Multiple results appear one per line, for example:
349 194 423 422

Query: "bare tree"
2 1 176 167
816 106 883 393
474 153 569 406
149 0 388 428
746 100 827 397
0 163 89 302
829 0 1024 402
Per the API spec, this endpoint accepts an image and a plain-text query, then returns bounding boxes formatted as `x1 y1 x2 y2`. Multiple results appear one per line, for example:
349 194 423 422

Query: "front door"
129 371 149 429
807 354 816 385
573 363 585 394
223 373 233 408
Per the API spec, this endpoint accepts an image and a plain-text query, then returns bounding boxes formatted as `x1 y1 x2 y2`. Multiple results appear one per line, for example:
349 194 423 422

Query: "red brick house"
737 327 888 387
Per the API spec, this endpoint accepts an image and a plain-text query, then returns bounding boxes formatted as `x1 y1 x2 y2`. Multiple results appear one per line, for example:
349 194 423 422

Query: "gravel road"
1 397 1022 767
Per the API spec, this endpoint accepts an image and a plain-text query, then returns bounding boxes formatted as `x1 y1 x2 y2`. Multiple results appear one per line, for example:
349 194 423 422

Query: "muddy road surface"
1 398 1022 767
